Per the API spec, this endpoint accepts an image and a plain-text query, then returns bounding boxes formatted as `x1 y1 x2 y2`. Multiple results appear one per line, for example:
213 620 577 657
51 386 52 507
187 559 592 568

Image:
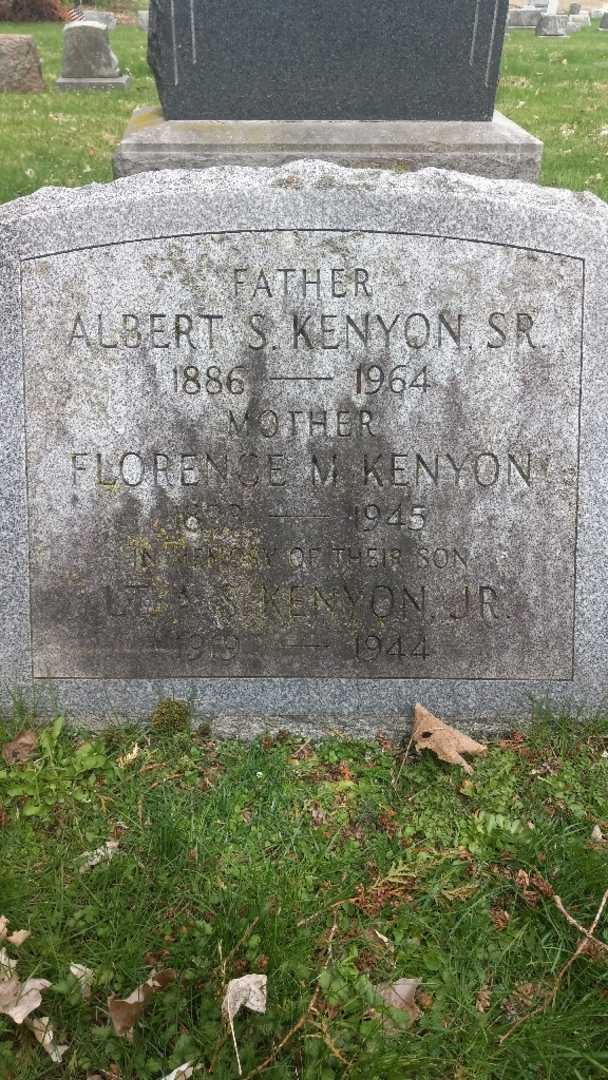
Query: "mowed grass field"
0 21 607 203
2 708 608 1078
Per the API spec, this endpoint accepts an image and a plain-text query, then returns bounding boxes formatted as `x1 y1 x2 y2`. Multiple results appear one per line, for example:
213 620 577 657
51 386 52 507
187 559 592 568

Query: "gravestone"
137 10 149 31
568 10 592 26
82 9 117 29
600 11 608 25
57 20 130 91
0 35 44 92
569 2 581 11
507 8 542 27
148 0 508 122
114 0 542 181
536 13 568 32
0 161 606 736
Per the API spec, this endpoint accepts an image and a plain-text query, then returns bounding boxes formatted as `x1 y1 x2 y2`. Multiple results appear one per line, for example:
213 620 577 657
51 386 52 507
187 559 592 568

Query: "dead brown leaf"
2 730 38 766
79 840 120 873
369 978 421 1030
70 963 94 1000
222 974 267 1076
503 982 544 1018
222 973 267 1024
27 1016 68 1063
476 986 492 1013
490 907 511 931
412 705 487 775
108 969 177 1037
0 947 50 1025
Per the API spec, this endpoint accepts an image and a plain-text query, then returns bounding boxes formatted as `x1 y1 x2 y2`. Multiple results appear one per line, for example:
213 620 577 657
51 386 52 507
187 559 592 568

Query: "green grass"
1 22 608 204
1 706 608 1077
0 21 156 203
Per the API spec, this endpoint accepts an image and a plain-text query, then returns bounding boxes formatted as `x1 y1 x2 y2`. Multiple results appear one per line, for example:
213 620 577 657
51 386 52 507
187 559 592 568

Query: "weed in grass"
150 699 192 737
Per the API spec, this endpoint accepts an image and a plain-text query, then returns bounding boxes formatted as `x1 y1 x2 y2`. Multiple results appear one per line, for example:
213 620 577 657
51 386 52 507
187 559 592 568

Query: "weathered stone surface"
0 35 44 92
137 9 149 31
148 0 509 122
82 9 117 29
599 11 608 25
569 2 581 12
568 10 592 25
57 20 130 90
507 8 541 27
113 107 543 183
1 161 607 733
536 13 568 33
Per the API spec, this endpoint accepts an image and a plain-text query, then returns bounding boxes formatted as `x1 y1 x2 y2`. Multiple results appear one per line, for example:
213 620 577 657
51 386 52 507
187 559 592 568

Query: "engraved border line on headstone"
485 0 501 87
189 0 197 65
469 0 481 66
170 0 178 86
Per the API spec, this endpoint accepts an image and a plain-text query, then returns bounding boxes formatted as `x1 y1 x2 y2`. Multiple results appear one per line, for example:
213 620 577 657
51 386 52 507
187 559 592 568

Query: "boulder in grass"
0 34 44 91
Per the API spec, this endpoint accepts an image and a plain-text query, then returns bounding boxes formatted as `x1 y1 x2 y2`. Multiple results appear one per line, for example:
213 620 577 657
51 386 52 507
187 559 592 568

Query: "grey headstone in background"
567 10 592 27
137 9 149 31
82 10 117 30
57 20 130 90
0 161 607 736
148 0 509 122
600 11 608 25
507 8 542 27
0 34 44 92
536 13 568 32
569 2 581 11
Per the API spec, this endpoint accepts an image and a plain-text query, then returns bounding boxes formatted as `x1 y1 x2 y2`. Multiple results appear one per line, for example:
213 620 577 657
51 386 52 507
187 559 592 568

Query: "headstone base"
57 74 131 92
113 107 543 182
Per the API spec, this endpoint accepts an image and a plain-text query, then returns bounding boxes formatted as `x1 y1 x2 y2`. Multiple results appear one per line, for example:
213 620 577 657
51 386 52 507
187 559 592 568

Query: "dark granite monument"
148 0 509 122
114 0 542 179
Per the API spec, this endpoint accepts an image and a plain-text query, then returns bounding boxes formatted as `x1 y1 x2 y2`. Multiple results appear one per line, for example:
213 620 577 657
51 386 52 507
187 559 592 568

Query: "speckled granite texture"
1 162 607 737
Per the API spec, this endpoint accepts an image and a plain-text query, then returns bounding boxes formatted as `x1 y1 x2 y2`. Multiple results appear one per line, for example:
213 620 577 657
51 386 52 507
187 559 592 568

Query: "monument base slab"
57 74 131 92
112 107 543 182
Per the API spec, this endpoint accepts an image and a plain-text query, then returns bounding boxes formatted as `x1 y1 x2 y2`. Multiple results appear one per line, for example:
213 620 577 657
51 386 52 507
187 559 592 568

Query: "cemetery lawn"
1 708 608 1077
1 23 608 203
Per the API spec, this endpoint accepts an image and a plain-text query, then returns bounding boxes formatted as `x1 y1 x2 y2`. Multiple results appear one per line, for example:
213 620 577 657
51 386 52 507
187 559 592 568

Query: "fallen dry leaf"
503 981 544 1018
0 919 30 948
0 947 50 1025
70 963 95 1000
2 730 38 765
591 824 604 843
0 948 17 978
412 705 487 775
8 929 30 947
108 969 177 1037
222 974 267 1076
160 1064 200 1080
373 978 421 1026
222 973 267 1023
476 986 492 1013
490 907 511 931
79 840 120 873
27 1016 68 1063
367 928 393 950
117 743 140 768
